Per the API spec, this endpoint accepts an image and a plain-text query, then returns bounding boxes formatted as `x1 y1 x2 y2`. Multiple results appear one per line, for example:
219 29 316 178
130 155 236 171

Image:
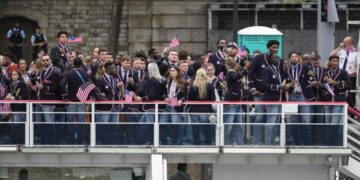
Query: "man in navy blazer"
262 53 285 145
285 51 315 146
248 40 280 145
323 55 350 146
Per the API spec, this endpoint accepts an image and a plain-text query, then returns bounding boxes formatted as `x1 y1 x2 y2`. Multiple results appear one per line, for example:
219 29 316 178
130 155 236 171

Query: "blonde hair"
225 56 236 70
147 62 164 82
96 63 105 80
194 68 208 99
0 55 3 68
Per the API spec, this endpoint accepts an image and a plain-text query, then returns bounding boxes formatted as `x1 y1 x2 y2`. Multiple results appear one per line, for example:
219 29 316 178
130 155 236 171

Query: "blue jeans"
253 95 266 144
136 110 155 145
324 105 344 146
265 105 281 145
123 110 142 145
159 105 185 145
223 105 244 145
66 104 87 144
38 105 56 144
311 105 325 145
287 95 311 146
190 114 214 145
96 107 120 145
11 114 25 144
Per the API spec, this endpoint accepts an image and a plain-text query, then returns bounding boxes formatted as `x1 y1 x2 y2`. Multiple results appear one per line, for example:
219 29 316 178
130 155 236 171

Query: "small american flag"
68 35 83 43
76 81 96 103
237 46 248 57
323 82 335 96
169 37 180 47
124 89 133 103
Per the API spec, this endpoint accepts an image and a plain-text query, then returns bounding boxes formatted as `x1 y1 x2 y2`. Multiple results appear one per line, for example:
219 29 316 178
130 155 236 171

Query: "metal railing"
0 100 348 149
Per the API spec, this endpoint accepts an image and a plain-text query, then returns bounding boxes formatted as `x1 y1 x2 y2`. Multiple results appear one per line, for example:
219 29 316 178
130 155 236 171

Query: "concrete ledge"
89 147 152 154
223 148 286 154
288 148 352 155
156 147 219 154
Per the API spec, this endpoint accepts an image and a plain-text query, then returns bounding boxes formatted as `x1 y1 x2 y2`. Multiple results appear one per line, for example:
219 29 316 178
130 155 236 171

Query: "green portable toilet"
238 26 283 58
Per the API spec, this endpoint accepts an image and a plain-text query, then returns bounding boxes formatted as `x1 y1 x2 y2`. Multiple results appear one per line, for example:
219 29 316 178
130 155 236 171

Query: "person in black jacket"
262 53 285 145
134 62 166 145
60 57 95 144
223 57 245 145
187 68 216 145
159 66 187 145
34 54 62 144
248 40 280 145
6 69 28 144
95 61 120 144
323 55 350 146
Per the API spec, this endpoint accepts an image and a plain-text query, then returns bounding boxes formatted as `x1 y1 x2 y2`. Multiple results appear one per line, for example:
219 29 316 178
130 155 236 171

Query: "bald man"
331 36 359 107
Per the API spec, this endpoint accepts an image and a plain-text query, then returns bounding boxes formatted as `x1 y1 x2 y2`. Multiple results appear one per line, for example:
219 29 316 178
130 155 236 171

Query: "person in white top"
331 36 359 107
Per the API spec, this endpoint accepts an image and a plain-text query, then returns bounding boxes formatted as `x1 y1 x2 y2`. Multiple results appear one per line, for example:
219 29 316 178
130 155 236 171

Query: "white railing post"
280 103 286 147
29 102 34 147
25 102 30 147
343 103 348 148
90 103 96 147
154 103 159 147
219 103 224 147
216 103 221 147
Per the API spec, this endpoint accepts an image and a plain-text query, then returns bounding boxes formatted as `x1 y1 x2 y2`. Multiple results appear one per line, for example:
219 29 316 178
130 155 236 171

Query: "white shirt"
168 81 177 98
337 48 359 75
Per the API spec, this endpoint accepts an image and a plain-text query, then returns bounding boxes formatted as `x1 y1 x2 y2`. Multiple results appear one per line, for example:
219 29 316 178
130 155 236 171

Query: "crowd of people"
0 22 357 146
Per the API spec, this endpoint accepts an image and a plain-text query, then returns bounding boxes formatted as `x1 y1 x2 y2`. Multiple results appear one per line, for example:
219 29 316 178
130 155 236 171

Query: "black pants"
348 76 356 108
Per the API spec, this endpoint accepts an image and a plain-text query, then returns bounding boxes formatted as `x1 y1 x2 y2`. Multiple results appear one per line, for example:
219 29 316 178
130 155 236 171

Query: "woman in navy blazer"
188 68 216 145
159 66 187 145
5 69 29 144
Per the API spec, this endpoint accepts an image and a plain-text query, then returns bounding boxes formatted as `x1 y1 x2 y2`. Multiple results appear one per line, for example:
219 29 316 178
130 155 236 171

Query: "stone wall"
0 0 116 58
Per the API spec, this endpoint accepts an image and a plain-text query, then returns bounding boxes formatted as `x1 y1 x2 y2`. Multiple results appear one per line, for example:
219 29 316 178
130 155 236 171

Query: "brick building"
0 0 359 61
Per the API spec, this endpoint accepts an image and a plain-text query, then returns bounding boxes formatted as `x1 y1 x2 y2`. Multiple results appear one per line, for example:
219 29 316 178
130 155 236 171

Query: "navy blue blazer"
60 68 93 102
324 69 350 102
187 83 215 113
248 53 271 93
95 75 120 111
9 80 29 112
138 76 167 111
162 79 187 112
224 70 242 101
36 66 62 101
208 51 227 76
115 67 136 92
285 64 315 101
262 65 284 101
308 65 328 101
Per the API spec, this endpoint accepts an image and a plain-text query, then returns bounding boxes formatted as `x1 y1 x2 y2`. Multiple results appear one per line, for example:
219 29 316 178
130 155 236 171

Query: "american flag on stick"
237 45 248 57
76 81 96 103
169 37 180 47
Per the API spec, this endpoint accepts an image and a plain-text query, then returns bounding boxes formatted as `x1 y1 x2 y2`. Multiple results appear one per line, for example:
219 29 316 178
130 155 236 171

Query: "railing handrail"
0 100 348 105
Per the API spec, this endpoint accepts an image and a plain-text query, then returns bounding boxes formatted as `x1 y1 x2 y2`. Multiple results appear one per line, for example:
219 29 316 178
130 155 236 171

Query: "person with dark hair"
5 69 29 144
169 163 192 180
34 54 62 144
148 48 160 65
323 55 350 146
285 51 315 146
248 39 280 145
2 52 18 78
95 61 120 144
60 57 93 144
262 53 285 145
50 31 69 64
159 66 187 145
208 39 227 78
7 22 25 61
31 26 48 61
90 48 108 82
308 54 327 145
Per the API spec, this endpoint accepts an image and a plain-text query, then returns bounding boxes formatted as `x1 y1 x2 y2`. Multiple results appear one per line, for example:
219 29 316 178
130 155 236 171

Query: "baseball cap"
227 42 238 48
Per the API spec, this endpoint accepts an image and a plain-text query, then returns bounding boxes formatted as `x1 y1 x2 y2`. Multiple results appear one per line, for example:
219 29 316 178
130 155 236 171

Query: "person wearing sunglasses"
34 54 62 144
